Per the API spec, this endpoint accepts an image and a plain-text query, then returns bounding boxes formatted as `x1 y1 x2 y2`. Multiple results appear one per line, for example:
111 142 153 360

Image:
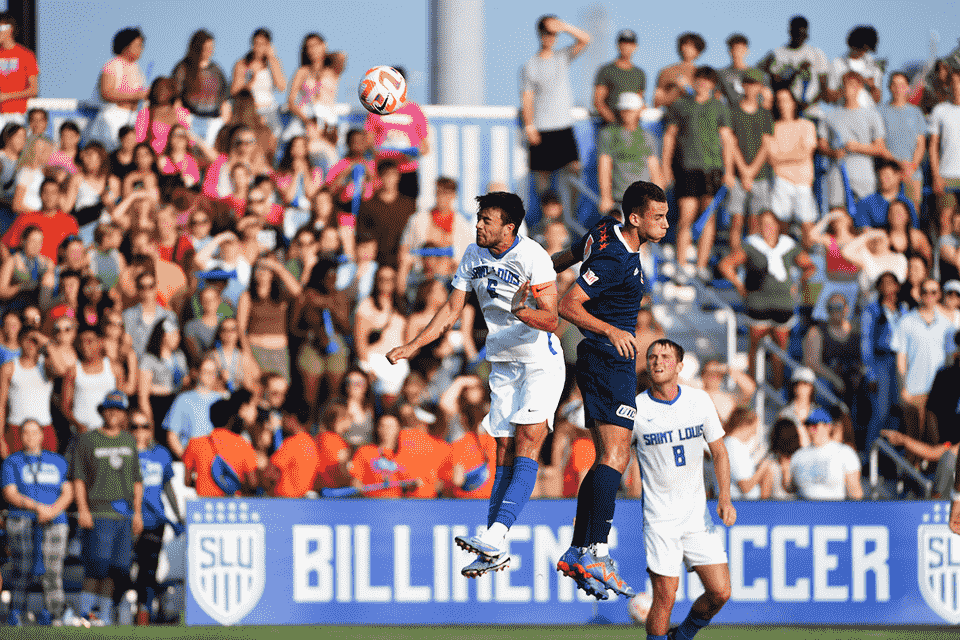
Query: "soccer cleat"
6 610 22 627
36 608 53 626
581 548 636 597
455 534 504 560
461 554 511 578
557 547 609 600
578 573 610 600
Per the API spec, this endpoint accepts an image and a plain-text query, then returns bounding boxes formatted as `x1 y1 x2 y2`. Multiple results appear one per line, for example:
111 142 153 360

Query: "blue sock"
676 613 711 640
571 466 595 547
646 635 668 640
588 464 622 546
487 466 513 527
494 457 538 529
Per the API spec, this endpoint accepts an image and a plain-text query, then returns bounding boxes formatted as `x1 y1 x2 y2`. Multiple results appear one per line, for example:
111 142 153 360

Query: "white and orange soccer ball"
628 592 653 624
358 66 407 115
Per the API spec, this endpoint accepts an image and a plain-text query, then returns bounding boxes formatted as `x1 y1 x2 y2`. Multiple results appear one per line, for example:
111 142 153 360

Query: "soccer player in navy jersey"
553 180 669 598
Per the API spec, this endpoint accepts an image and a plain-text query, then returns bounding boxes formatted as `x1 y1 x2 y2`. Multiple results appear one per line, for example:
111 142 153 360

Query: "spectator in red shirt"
0 13 38 129
3 178 79 261
314 400 352 490
261 408 320 498
182 394 259 497
347 411 407 498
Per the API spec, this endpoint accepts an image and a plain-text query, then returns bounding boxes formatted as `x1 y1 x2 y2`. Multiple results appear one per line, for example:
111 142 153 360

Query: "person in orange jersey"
182 392 258 497
261 407 319 498
347 411 407 498
439 375 496 499
314 400 352 490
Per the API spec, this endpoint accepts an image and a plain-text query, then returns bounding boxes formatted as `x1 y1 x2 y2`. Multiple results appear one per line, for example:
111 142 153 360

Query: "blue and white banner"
185 499 958 626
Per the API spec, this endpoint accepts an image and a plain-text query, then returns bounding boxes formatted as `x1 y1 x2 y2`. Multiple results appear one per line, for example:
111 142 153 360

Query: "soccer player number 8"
673 445 686 467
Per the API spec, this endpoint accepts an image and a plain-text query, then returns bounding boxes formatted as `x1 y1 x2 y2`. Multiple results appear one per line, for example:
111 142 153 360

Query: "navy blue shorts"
82 517 133 579
575 341 637 430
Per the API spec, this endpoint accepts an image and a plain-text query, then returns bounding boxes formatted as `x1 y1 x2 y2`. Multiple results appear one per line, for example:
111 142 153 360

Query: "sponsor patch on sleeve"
582 269 599 285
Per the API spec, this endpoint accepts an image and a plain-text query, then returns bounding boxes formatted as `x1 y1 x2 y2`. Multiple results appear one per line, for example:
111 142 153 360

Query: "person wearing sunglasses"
121 270 178 359
130 409 180 625
891 278 956 451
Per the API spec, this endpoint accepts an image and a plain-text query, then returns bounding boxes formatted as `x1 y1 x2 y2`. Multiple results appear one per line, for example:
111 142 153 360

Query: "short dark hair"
27 107 47 121
677 32 706 55
888 71 910 87
376 158 400 175
789 16 809 32
536 14 558 34
252 27 272 43
436 176 458 192
874 157 902 173
647 338 685 362
118 124 135 140
59 120 80 136
621 181 666 220
694 65 719 84
113 27 144 56
847 25 878 52
540 189 561 206
0 14 17 34
476 191 525 231
40 177 60 194
727 33 748 48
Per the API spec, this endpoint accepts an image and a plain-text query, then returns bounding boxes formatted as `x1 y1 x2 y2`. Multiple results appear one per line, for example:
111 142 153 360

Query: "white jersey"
633 385 725 530
451 235 560 363
790 441 860 500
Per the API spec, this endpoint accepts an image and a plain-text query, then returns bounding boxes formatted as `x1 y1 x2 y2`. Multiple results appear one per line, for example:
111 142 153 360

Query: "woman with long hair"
347 411 407 497
0 122 26 231
354 265 408 405
807 209 860 323
274 136 324 211
0 328 57 457
11 135 52 215
76 275 111 332
63 142 120 243
237 255 301 380
157 124 202 190
210 316 260 393
138 322 188 441
135 77 191 156
336 367 376 447
121 141 159 200
230 28 286 136
204 123 271 199
722 407 773 500
886 199 932 266
172 29 230 146
282 33 346 142
98 307 138 395
0 225 52 311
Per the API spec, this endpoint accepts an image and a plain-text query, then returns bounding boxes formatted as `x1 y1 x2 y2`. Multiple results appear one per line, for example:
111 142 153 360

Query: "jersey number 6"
486 278 498 299
673 445 686 467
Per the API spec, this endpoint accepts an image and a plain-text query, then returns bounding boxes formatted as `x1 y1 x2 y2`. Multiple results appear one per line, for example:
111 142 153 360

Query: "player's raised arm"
559 283 639 358
551 247 579 273
511 280 559 332
707 436 737 526
386 287 468 364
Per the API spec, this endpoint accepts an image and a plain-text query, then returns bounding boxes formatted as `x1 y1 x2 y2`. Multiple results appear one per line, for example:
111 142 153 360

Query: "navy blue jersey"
570 215 619 262
573 219 646 354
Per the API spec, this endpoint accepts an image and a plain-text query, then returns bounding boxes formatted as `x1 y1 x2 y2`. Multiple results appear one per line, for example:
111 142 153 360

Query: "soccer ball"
358 66 407 115
628 592 653 624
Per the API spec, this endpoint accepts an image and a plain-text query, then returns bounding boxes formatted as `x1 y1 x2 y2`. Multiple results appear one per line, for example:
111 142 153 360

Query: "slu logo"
918 506 960 624
189 522 265 625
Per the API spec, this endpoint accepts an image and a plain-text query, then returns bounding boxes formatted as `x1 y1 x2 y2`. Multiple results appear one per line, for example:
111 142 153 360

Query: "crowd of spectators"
0 9 958 627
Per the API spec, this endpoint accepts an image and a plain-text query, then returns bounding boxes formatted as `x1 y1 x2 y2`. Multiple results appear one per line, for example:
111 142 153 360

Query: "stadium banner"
185 498 958 626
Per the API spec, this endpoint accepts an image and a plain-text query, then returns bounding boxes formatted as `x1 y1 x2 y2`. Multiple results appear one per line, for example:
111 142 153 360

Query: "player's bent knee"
707 583 732 607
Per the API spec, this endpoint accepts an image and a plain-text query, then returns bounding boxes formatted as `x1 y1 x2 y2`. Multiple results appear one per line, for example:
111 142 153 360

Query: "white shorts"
484 354 565 438
771 175 818 224
644 520 728 577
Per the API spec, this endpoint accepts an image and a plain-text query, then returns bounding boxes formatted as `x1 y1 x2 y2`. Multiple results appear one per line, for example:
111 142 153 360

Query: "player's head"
646 338 684 385
475 191 524 249
621 181 668 243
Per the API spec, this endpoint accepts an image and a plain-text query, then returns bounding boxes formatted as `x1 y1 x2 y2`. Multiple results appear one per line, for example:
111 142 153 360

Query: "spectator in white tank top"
0 328 55 457
60 330 124 433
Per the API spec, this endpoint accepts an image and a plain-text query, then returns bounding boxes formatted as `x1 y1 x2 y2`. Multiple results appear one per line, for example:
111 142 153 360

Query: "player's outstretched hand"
717 499 737 526
607 327 640 359
511 281 531 315
386 343 417 365
950 500 960 536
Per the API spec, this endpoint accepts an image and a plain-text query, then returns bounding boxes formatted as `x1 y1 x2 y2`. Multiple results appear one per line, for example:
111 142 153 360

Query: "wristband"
952 490 960 502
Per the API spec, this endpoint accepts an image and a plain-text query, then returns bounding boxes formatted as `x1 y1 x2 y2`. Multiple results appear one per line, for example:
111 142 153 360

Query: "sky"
31 0 960 108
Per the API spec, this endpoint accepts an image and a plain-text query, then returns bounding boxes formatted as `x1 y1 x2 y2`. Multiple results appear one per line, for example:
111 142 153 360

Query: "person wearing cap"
726 66 774 253
930 66 960 238
776 366 821 447
71 389 143 625
182 392 258 497
718 34 771 109
521 15 590 226
942 280 960 328
788 407 863 500
597 91 662 216
592 28 646 126
817 70 891 211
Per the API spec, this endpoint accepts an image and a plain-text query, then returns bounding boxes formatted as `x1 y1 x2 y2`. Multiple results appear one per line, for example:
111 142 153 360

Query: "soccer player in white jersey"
633 339 735 640
387 191 565 577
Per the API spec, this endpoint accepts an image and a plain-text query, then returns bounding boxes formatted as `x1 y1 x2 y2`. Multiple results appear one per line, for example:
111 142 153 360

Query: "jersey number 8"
673 445 686 467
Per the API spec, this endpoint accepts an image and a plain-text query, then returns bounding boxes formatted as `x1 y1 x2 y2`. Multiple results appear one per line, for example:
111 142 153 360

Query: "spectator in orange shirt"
314 400 352 490
2 178 79 261
261 407 319 498
562 434 595 498
347 411 407 498
397 403 450 498
182 393 259 497
439 376 495 499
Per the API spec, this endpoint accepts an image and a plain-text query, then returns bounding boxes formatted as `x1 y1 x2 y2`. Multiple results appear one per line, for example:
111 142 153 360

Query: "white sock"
594 542 609 557
480 522 508 548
